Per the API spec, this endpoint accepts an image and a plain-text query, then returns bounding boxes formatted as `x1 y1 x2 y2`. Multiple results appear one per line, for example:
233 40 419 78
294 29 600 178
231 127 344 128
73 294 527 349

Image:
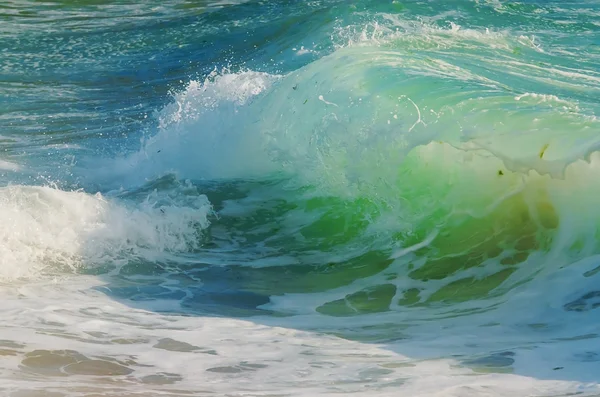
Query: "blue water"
2 1 600 395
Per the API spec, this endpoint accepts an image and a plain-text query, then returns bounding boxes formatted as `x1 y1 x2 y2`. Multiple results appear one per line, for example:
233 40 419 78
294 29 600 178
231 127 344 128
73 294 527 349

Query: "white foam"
0 159 20 172
0 185 212 280
515 92 578 107
0 276 597 396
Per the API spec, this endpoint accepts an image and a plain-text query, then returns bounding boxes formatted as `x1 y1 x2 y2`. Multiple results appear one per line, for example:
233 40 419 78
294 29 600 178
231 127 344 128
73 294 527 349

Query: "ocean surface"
2 0 600 396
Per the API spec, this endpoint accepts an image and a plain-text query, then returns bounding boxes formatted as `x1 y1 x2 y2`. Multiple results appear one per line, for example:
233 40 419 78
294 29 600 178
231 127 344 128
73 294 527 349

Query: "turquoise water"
2 1 600 395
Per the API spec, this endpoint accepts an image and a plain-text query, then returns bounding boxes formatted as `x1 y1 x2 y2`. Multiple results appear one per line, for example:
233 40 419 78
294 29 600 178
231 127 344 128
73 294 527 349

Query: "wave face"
2 0 600 395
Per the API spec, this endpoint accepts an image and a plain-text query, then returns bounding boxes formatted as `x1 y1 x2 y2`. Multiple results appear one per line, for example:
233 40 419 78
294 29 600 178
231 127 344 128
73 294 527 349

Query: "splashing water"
2 0 600 396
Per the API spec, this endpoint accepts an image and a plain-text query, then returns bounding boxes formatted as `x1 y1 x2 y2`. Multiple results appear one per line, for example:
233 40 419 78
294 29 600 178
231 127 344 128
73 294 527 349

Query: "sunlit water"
2 1 600 396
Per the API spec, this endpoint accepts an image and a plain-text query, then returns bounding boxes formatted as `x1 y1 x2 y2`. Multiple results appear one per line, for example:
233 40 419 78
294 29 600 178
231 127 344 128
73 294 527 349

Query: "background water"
2 0 600 396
